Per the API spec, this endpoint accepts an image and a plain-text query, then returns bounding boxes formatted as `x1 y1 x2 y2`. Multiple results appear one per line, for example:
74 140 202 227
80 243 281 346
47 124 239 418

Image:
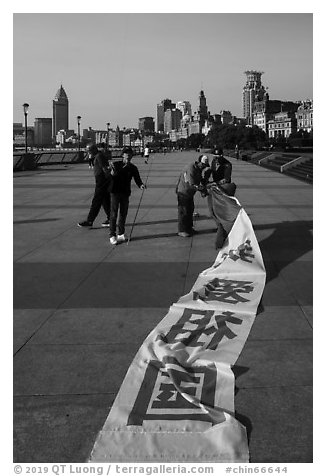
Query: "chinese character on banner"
127 357 224 426
193 278 254 304
227 240 255 263
159 308 243 351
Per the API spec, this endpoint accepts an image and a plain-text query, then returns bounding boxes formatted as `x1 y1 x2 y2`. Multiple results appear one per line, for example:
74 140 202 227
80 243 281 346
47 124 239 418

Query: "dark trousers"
177 193 194 233
110 193 129 236
87 175 111 223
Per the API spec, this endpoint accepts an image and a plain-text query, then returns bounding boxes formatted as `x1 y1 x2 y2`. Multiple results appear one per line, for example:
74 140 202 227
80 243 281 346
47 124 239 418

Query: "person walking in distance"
78 143 112 228
176 155 209 237
109 147 146 245
144 145 150 164
88 153 94 169
235 144 240 160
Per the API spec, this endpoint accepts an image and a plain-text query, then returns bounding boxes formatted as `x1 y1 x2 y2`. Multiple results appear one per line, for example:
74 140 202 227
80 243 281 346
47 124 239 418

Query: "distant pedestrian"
109 147 146 245
144 146 150 164
176 155 209 237
235 144 240 160
88 147 94 168
78 143 112 228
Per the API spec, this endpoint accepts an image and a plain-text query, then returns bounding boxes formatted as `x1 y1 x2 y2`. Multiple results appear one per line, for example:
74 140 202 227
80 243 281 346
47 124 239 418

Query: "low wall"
13 153 37 171
14 147 144 171
280 155 311 173
13 151 85 171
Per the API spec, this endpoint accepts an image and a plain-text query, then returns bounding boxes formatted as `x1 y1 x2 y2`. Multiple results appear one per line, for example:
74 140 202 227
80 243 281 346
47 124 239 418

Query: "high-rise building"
164 108 182 133
138 117 155 132
197 90 209 130
157 99 176 132
34 118 52 146
176 101 192 118
242 71 266 125
53 85 69 140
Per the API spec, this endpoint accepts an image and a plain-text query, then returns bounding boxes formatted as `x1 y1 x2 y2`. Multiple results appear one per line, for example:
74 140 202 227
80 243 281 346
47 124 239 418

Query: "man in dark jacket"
210 149 232 184
78 143 112 228
176 155 209 237
109 147 146 245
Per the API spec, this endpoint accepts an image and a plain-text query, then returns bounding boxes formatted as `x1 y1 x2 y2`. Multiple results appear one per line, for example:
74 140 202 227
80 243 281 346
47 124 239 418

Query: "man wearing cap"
109 147 146 245
176 155 209 237
210 148 232 184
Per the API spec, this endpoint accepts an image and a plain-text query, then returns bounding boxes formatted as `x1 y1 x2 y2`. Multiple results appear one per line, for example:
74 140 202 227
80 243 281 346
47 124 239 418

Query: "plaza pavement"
13 150 313 463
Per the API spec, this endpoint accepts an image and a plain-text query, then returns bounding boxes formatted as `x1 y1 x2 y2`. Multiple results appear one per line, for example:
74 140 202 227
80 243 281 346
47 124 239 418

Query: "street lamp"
23 103 29 154
77 116 81 153
106 122 110 148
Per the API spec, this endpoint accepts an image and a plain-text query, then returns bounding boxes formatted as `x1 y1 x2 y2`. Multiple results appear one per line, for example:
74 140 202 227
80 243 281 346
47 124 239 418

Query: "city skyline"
13 12 313 131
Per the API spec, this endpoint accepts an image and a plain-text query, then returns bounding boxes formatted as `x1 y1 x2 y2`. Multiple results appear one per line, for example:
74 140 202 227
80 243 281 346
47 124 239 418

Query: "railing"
13 147 143 171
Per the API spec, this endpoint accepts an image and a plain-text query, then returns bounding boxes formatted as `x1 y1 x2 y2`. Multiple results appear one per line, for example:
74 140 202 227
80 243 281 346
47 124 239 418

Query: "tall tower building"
157 99 176 132
198 90 208 129
242 71 266 125
52 85 69 139
138 117 155 132
34 118 52 146
164 108 182 133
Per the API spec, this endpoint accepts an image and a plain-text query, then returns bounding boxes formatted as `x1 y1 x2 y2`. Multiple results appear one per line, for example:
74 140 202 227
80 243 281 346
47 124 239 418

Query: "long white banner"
89 192 266 463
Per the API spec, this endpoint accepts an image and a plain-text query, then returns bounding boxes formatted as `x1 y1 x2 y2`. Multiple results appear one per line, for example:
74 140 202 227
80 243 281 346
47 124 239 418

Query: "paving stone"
234 339 312 388
13 263 97 309
30 307 168 345
234 386 312 462
13 309 53 354
277 261 313 305
248 305 312 339
14 394 114 462
301 305 313 327
63 262 188 309
14 343 139 396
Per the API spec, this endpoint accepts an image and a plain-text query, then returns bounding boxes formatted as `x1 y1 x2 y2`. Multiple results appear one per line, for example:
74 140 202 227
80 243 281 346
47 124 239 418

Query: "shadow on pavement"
14 218 60 225
128 228 217 242
232 365 253 443
255 219 313 283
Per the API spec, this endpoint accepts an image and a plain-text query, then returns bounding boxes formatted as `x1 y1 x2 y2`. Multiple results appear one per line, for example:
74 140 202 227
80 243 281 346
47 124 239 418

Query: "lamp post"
77 116 81 153
106 122 110 148
23 103 29 154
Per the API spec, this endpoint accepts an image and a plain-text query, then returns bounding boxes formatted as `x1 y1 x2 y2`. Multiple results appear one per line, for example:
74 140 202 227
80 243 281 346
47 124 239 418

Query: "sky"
12 11 313 132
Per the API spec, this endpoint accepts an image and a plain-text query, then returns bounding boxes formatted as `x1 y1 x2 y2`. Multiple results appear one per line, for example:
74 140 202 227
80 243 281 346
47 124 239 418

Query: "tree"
206 124 267 150
176 138 187 149
185 133 205 150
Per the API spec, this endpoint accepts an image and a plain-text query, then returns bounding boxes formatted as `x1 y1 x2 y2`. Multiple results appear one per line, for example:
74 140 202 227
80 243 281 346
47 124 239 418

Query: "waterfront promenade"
13 150 313 463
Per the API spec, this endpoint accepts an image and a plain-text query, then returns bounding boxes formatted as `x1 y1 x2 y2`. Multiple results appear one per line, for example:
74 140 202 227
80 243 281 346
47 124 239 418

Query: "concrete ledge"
280 155 311 173
258 153 276 165
13 153 37 171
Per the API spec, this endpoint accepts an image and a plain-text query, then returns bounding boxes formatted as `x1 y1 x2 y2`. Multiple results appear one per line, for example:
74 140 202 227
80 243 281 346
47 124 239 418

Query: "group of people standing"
78 144 145 245
78 145 234 249
176 148 234 239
